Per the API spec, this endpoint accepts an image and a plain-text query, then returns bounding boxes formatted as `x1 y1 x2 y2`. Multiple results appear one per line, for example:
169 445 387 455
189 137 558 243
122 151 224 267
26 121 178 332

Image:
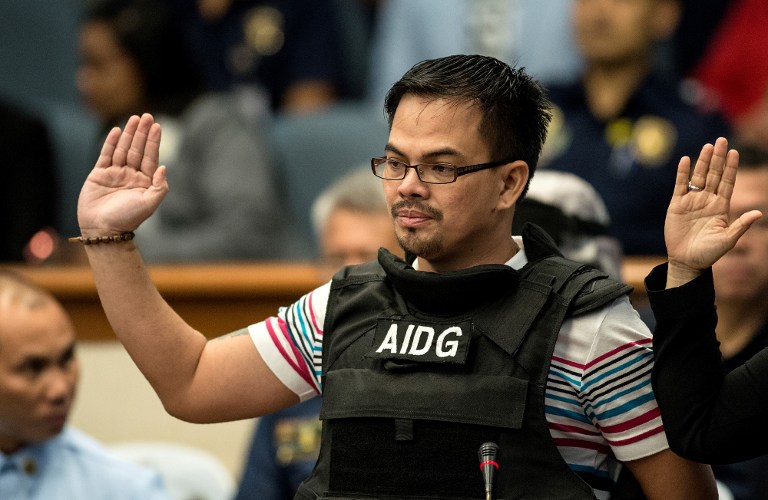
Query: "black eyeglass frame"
370 156 515 184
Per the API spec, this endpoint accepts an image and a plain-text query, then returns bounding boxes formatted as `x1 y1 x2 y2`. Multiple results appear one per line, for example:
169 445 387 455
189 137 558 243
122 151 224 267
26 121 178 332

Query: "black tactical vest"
295 224 633 500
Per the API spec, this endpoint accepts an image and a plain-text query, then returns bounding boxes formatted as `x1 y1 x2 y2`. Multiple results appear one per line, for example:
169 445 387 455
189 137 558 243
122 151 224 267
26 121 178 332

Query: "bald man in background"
0 270 170 499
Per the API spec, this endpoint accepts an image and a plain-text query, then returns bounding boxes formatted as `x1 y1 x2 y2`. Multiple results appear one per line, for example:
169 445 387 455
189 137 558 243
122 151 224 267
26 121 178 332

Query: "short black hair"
384 54 552 198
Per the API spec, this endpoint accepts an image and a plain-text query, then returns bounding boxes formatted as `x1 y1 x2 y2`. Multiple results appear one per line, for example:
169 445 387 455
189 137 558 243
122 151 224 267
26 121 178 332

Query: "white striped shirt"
250 239 668 497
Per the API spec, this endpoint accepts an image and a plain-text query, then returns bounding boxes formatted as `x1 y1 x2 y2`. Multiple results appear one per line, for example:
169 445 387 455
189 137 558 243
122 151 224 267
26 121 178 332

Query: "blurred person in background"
0 99 58 264
165 0 343 113
540 0 730 255
366 0 582 103
512 170 623 280
685 0 768 150
310 166 402 280
0 269 171 499
76 0 301 262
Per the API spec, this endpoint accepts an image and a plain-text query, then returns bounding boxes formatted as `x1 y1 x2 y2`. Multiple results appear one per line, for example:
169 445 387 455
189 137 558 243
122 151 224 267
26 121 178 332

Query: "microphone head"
478 442 499 498
478 441 498 462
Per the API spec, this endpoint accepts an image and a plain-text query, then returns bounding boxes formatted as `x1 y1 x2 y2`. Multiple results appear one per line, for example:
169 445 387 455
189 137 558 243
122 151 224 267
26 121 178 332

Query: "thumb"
152 164 167 188
146 165 169 204
727 209 764 242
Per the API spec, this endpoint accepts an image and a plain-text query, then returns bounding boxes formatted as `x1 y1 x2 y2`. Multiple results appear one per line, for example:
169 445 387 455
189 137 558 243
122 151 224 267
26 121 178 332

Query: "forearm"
647 264 768 462
83 239 208 410
625 449 717 500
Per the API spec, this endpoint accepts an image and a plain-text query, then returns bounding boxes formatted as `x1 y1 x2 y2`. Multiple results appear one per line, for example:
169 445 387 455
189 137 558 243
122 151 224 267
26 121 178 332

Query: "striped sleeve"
249 282 330 401
547 296 668 466
581 298 667 462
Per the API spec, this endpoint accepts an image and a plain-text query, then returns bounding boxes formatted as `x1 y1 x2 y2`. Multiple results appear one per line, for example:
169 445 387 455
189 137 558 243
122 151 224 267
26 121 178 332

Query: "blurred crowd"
2 0 766 266
3 1 768 499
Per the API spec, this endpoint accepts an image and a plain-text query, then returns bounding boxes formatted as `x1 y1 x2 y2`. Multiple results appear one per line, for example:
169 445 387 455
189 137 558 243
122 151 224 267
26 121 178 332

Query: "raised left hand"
664 137 763 286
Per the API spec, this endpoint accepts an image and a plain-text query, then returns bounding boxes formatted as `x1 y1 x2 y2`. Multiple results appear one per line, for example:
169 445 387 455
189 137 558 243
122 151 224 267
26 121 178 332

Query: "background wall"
70 341 255 480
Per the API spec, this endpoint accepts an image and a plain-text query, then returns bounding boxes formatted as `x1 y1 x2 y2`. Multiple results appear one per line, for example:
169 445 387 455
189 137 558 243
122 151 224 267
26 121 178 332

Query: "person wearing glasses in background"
69 54 715 498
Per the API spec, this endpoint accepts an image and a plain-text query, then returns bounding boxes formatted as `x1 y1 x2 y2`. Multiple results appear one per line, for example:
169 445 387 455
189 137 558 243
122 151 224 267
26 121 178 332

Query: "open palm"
665 137 762 274
77 114 169 234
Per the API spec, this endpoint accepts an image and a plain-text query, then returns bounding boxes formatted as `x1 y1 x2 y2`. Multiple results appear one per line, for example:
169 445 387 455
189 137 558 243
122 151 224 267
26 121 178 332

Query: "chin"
397 233 443 261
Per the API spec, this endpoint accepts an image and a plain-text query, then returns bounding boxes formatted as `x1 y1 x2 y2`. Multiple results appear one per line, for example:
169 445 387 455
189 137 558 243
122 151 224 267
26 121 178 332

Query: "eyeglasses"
371 156 514 184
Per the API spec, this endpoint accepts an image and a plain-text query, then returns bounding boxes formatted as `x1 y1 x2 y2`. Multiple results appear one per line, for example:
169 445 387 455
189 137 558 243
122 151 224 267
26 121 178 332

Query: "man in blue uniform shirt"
0 270 171 500
541 0 729 255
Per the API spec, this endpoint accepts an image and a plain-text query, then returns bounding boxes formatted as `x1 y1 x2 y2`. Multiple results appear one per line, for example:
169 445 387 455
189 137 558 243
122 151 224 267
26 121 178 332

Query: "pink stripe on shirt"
553 437 611 455
306 291 324 336
600 408 661 435
607 425 666 447
265 317 315 388
584 338 653 369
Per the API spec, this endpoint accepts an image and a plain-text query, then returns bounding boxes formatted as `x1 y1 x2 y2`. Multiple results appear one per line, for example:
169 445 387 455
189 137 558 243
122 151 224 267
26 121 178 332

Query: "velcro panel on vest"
321 368 526 429
328 418 501 499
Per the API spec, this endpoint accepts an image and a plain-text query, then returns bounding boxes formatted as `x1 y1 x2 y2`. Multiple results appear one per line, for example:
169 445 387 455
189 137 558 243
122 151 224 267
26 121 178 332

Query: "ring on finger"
687 181 704 192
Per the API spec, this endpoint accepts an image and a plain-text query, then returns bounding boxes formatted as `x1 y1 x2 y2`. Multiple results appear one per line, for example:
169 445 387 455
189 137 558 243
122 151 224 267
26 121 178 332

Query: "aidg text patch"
366 318 472 364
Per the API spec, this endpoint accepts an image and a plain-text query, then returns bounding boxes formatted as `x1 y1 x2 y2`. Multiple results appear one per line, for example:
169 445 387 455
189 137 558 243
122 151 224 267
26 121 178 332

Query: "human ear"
498 160 529 210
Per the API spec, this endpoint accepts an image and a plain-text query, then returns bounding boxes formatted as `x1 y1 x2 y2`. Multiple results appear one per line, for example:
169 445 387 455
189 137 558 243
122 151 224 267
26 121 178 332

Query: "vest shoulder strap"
482 255 631 358
522 254 632 316
519 221 631 315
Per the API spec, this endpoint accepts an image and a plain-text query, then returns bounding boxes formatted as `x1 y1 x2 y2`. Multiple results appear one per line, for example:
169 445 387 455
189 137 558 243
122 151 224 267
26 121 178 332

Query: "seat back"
269 102 389 257
109 441 235 500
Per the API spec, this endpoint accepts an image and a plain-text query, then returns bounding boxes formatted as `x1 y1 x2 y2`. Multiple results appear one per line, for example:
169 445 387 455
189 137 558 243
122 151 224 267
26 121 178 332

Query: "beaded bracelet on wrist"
67 232 135 245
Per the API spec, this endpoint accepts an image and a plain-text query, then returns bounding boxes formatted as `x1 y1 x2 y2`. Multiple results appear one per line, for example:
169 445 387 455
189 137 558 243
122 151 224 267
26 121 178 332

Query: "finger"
94 127 122 170
703 137 729 193
113 115 141 167
673 155 691 198
716 148 739 201
140 122 162 177
689 142 714 190
126 113 156 170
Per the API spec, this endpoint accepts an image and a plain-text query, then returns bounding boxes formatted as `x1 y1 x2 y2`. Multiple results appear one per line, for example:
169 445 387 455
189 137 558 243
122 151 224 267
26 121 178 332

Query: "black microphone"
478 441 499 500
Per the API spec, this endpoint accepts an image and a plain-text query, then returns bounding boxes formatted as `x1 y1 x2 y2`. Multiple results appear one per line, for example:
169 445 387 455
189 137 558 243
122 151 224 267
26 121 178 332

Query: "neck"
715 299 768 359
583 59 650 120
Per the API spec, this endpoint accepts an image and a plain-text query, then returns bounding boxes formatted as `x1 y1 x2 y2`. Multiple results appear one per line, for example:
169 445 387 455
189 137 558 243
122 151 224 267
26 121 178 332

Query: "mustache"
391 200 443 221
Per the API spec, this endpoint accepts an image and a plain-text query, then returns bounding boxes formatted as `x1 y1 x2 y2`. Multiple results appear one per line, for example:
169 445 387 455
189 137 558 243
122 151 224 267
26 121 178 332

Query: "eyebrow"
15 341 76 368
384 144 463 162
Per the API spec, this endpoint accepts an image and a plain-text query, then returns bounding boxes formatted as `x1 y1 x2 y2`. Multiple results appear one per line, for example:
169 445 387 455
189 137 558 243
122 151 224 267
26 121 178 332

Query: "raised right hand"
76 114 169 236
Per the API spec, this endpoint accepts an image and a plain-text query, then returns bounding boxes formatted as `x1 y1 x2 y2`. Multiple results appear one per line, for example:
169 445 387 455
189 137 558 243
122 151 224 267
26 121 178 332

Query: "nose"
397 166 429 199
45 368 76 406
